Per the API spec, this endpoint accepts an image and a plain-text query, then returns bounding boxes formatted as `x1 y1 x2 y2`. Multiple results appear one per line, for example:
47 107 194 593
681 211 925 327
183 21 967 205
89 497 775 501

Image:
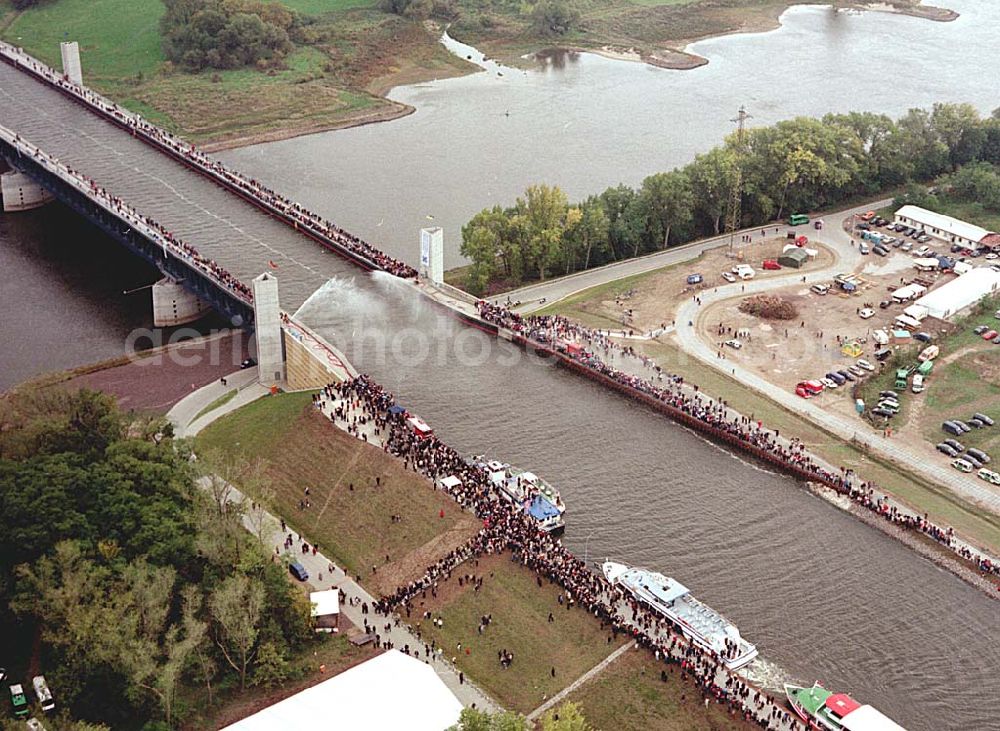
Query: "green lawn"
5 0 165 78
279 0 378 14
417 553 625 715
195 392 480 593
570 649 753 731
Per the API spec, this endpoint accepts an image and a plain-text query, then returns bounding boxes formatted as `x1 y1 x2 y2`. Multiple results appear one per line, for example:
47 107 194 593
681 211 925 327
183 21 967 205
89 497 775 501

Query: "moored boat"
471 456 565 532
784 683 906 731
602 560 757 670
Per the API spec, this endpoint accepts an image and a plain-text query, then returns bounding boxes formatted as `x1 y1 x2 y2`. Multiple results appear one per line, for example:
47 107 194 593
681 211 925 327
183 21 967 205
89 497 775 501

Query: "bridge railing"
0 123 253 306
0 41 417 281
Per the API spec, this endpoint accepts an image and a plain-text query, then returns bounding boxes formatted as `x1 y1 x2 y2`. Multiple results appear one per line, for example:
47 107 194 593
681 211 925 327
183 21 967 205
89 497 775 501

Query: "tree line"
0 389 313 729
160 0 303 71
460 103 1000 294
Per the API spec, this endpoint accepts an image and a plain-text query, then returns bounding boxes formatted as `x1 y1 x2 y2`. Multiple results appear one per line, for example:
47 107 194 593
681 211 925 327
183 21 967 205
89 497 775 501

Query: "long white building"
894 205 1000 253
914 267 1000 320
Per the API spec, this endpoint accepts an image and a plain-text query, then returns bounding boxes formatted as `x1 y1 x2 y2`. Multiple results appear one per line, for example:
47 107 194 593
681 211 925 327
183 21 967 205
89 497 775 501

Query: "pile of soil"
738 294 798 320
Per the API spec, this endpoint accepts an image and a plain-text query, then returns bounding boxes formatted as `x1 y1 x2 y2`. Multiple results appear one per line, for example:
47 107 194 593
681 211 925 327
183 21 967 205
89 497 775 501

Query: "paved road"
489 207 874 314
670 204 1000 516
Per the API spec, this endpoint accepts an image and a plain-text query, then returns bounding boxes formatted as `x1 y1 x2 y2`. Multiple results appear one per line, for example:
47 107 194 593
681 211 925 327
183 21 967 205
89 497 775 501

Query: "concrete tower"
60 41 83 86
251 272 285 385
420 227 444 284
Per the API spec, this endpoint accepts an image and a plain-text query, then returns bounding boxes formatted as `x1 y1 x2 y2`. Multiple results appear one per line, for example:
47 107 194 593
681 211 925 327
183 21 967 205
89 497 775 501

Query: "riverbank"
0 0 958 149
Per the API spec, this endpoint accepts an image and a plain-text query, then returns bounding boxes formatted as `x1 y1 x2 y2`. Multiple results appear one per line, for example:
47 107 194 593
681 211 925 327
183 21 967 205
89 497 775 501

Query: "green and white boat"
784 682 906 731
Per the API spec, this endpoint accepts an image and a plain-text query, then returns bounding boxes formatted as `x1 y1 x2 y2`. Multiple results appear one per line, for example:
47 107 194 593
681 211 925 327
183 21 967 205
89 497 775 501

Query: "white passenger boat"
602 560 758 670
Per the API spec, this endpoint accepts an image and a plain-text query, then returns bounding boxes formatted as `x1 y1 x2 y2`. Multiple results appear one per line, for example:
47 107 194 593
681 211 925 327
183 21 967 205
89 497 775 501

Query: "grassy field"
178 633 378 730
195 392 480 593
569 649 754 731
416 553 624 715
536 280 1000 554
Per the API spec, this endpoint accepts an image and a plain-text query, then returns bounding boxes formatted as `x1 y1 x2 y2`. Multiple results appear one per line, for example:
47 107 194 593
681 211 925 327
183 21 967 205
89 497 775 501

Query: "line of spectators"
1 128 252 302
476 301 1000 580
0 42 417 279
318 374 806 731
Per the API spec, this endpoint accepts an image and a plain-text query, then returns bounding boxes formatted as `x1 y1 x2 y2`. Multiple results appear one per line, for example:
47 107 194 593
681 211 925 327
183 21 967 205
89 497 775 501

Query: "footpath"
170 370 500 712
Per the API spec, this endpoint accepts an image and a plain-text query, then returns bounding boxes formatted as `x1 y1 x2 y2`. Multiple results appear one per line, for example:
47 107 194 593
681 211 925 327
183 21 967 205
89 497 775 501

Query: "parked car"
973 412 995 426
953 420 972 433
686 273 703 285
982 329 998 341
856 359 875 372
848 365 865 377
914 245 932 257
762 259 781 271
978 468 1000 486
32 676 54 714
943 438 965 453
974 325 990 335
937 443 959 457
821 377 838 389
859 242 870 255
837 369 856 382
879 300 892 309
724 339 743 350
873 245 889 257
288 562 309 581
917 234 932 243
879 390 899 400
943 421 965 436
969 418 985 428
827 371 847 385
967 447 991 464
810 283 830 295
952 458 974 473
240 357 256 369
721 271 737 283
911 373 925 393
872 407 895 418
962 453 983 469
859 307 875 319
900 242 912 252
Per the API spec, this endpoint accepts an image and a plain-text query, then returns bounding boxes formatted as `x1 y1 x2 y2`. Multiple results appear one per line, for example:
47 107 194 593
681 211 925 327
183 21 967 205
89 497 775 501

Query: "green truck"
917 360 934 376
9 683 29 719
895 367 910 389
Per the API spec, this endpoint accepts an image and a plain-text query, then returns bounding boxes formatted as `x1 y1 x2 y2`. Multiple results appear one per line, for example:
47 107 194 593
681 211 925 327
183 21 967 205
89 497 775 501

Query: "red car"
762 259 781 271
983 330 998 340
795 380 824 398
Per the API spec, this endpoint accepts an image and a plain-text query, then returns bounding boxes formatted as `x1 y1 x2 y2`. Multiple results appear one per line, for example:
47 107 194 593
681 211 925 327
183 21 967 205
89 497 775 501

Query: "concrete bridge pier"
151 276 212 326
1 168 54 212
60 41 83 86
252 272 286 386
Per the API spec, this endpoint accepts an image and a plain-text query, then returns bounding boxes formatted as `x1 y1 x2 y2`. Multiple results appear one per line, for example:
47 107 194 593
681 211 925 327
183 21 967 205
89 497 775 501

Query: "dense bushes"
460 104 1000 294
160 0 300 71
0 389 313 728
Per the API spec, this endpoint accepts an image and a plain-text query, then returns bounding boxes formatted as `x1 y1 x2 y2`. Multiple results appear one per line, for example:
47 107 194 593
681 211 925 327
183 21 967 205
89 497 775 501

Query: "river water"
222 0 1000 269
2 3 1000 729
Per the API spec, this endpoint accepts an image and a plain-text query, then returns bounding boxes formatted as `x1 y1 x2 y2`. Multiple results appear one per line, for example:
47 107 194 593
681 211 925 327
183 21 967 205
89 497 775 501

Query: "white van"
734 264 755 280
911 374 924 394
32 676 54 713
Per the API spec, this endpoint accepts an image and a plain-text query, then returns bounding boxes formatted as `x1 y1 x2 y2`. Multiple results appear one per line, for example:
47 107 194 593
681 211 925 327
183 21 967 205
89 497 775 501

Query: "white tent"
310 589 340 632
221 650 462 731
915 268 1000 319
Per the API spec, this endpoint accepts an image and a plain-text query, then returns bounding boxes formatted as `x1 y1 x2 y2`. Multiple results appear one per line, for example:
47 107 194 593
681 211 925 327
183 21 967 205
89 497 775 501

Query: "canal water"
2 3 999 728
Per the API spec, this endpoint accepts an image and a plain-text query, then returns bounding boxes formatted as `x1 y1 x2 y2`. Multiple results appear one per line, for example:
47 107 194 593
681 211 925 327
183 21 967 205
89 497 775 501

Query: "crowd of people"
0 127 254 303
476 301 1000 580
320 375 808 731
0 42 418 280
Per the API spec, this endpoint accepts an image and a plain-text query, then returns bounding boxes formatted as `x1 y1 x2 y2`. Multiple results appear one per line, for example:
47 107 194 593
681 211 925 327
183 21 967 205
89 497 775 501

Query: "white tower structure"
252 272 285 385
60 41 83 86
420 227 444 285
